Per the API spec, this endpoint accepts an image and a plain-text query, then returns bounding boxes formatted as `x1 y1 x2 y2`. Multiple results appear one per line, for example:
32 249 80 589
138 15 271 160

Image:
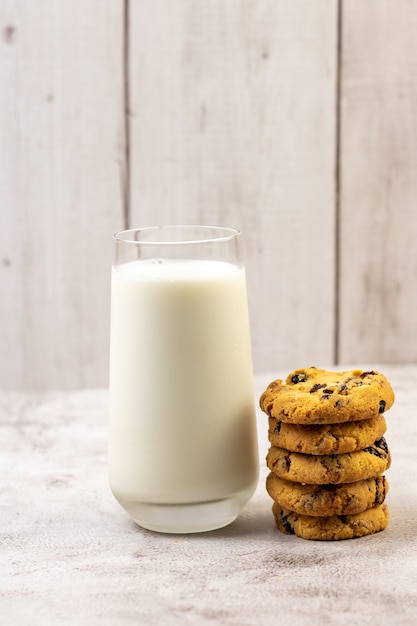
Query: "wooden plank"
128 0 338 373
0 1 125 389
338 1 417 364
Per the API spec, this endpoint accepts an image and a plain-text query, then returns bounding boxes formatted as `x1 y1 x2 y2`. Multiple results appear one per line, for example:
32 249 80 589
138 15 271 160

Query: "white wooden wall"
0 0 125 389
1 0 416 390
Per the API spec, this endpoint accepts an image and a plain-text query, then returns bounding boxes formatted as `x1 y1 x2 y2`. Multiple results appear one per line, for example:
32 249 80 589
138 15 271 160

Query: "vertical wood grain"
0 1 125 389
338 0 417 364
128 0 338 373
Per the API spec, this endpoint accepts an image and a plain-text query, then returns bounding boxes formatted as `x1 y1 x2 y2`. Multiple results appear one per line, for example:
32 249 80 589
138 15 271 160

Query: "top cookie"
260 367 395 425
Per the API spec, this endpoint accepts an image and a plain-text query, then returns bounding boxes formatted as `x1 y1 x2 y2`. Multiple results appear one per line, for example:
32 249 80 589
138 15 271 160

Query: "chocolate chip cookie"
268 414 387 455
266 473 389 516
272 502 390 540
260 368 395 425
266 438 391 484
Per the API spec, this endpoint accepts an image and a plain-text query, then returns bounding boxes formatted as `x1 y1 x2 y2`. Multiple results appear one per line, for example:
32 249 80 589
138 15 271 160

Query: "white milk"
108 258 258 530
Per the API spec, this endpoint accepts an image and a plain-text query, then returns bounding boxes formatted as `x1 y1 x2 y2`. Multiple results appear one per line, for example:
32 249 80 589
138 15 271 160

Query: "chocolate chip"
321 394 331 400
274 422 282 435
375 479 380 503
374 477 386 504
323 388 334 394
364 437 388 459
280 513 295 534
291 373 308 384
379 400 386 413
310 383 327 393
320 457 331 469
376 437 389 453
360 371 376 378
339 384 348 391
334 399 342 408
364 445 383 458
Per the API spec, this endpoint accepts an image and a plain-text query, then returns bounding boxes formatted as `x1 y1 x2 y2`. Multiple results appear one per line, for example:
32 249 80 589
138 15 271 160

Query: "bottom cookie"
272 502 390 541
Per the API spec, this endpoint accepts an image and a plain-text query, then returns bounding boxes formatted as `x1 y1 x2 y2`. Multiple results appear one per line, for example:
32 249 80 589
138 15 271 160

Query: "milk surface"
109 258 259 506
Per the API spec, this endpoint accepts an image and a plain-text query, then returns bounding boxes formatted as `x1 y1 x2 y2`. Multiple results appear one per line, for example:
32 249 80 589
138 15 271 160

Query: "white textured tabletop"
2 366 417 625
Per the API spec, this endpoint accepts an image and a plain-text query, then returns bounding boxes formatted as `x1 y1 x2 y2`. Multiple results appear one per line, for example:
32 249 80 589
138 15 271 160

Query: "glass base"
114 483 257 534
131 497 243 534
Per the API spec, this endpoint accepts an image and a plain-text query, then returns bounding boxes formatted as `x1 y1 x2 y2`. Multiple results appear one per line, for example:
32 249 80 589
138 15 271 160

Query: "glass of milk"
108 225 259 533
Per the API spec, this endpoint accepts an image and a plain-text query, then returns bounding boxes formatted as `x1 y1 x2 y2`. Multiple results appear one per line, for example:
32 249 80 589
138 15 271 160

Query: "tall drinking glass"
108 226 259 533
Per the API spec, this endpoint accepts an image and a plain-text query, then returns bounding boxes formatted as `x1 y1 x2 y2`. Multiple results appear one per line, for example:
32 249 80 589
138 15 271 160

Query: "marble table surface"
2 365 417 625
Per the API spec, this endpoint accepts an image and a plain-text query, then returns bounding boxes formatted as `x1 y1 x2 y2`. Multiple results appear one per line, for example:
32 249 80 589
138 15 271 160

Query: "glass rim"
113 225 241 246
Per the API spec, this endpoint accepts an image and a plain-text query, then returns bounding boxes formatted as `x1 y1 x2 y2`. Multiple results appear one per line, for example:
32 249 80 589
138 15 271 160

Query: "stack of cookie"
260 367 395 541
